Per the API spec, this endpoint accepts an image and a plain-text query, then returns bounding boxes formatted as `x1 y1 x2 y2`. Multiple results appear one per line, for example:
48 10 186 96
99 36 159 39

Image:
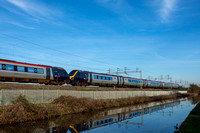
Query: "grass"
175 102 200 133
0 93 189 125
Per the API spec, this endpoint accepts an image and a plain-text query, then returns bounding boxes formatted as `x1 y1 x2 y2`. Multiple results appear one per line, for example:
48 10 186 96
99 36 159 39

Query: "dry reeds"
0 93 189 125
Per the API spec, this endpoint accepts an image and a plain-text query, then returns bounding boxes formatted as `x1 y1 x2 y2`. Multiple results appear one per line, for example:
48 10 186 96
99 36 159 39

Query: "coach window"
17 66 25 72
34 68 37 73
94 75 97 79
110 77 113 80
98 76 102 79
37 68 44 74
28 67 35 73
102 76 105 80
2 64 6 70
6 65 14 71
106 77 109 80
0 64 2 70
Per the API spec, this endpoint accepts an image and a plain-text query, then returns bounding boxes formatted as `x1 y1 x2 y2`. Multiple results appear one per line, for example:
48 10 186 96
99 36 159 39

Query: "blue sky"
0 0 200 85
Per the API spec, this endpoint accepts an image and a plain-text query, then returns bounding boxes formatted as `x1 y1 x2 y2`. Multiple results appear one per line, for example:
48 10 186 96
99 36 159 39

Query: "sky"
0 0 200 85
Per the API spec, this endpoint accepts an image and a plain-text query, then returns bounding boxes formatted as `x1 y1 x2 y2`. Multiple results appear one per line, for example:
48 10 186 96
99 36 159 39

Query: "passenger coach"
0 59 69 85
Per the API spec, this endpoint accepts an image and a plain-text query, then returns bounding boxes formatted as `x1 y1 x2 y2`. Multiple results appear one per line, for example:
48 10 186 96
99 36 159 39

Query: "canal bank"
176 100 200 133
0 93 189 125
0 97 195 133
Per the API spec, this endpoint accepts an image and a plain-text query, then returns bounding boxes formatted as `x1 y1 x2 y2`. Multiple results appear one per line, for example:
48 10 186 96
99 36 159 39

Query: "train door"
90 73 92 83
46 68 50 79
118 113 121 121
117 77 119 85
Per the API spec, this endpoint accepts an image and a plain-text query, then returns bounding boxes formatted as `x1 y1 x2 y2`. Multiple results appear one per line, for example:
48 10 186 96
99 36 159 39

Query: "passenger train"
0 59 180 88
69 70 180 89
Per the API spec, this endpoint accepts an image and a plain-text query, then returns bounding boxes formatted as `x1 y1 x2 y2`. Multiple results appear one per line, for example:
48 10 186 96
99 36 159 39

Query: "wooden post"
1 89 4 106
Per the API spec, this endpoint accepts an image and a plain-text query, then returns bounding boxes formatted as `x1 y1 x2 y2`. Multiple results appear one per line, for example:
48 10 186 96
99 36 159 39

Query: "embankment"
0 93 189 125
176 101 200 133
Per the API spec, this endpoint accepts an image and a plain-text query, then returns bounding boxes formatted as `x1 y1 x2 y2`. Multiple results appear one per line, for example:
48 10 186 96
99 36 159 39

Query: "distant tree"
188 84 200 95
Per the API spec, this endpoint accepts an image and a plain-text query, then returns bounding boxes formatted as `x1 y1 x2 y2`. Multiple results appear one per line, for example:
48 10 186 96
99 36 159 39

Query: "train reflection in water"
46 100 180 133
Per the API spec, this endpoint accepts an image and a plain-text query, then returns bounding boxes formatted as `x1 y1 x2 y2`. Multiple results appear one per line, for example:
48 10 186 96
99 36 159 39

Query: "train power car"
0 59 69 85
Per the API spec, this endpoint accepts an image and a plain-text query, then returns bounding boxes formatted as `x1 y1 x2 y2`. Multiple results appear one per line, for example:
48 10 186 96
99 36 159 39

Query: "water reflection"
0 97 196 133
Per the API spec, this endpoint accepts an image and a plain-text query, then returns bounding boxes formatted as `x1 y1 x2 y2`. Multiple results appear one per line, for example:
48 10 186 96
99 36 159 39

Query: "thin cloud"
95 0 134 21
8 21 35 29
158 0 179 23
6 0 61 22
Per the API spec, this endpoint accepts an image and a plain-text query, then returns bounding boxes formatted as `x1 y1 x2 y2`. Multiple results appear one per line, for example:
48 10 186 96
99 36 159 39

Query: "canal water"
0 97 197 133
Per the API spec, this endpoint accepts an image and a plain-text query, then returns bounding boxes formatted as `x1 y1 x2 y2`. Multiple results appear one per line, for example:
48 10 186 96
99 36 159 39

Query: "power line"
0 52 107 72
0 33 122 68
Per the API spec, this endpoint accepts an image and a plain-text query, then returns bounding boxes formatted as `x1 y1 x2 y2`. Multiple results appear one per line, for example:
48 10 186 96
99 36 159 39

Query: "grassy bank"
175 101 200 133
0 93 189 125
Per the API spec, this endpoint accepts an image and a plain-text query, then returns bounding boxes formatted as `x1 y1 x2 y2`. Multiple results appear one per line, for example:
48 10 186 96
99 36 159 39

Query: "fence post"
57 90 59 98
23 90 26 96
1 89 4 106
42 89 44 103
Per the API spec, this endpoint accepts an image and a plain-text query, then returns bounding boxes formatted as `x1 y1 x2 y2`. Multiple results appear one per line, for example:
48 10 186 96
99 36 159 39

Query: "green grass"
176 102 200 133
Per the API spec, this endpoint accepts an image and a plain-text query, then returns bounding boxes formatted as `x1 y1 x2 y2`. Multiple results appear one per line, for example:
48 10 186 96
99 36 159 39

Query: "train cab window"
37 68 44 74
28 67 35 73
17 66 25 72
0 64 2 70
52 68 68 78
6 65 14 71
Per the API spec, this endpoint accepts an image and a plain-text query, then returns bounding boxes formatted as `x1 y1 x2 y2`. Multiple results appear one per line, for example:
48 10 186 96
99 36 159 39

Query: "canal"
0 97 197 133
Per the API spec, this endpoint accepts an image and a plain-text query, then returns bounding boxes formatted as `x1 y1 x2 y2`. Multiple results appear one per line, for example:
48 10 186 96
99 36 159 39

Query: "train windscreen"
52 68 69 78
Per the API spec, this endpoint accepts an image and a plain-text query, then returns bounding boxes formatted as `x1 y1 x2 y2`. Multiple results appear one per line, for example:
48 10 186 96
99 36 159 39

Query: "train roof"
0 59 52 68
72 70 122 77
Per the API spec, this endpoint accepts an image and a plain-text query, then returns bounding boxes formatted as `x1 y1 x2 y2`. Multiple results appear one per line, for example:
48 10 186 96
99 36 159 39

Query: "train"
0 59 180 88
69 70 180 89
0 59 69 85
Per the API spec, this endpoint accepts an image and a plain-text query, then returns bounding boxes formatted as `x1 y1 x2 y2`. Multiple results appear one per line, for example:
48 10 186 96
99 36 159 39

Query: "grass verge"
175 101 200 133
0 93 189 125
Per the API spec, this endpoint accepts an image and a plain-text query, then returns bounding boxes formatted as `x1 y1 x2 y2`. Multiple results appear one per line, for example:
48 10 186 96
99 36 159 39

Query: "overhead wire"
0 33 123 68
0 41 108 71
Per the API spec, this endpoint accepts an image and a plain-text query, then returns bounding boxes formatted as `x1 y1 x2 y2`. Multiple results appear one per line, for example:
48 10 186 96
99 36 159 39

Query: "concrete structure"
0 89 187 105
